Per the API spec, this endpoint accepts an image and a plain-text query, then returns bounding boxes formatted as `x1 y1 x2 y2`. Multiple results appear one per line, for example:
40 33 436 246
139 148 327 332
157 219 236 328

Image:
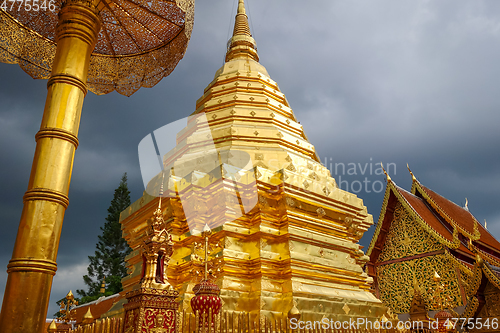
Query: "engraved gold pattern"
377 254 462 313
378 203 443 263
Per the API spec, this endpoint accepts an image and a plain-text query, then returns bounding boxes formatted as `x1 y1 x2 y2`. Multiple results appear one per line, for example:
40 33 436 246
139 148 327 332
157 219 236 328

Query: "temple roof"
366 176 462 268
396 186 456 244
411 175 500 257
366 169 500 317
71 294 122 325
367 168 500 272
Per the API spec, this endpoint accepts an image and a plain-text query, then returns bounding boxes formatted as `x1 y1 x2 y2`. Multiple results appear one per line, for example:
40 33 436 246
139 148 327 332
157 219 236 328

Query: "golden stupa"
120 0 387 321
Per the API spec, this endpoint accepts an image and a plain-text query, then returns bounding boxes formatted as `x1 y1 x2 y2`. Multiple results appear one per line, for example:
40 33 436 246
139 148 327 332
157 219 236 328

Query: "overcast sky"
1 0 500 318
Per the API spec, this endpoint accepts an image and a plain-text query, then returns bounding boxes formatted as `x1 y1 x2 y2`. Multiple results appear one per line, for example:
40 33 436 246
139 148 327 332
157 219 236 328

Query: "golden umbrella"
0 0 194 331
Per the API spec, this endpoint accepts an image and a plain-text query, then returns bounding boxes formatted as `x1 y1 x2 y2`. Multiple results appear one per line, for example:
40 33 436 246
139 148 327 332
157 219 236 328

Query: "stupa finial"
234 0 250 35
226 0 259 62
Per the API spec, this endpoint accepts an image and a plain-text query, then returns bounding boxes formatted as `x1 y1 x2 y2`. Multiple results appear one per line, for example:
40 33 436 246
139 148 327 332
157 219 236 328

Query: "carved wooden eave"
456 242 500 320
461 255 484 319
367 177 460 263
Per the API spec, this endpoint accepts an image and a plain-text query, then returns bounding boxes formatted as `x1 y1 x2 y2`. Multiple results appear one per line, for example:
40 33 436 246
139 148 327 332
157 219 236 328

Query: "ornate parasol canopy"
0 0 194 96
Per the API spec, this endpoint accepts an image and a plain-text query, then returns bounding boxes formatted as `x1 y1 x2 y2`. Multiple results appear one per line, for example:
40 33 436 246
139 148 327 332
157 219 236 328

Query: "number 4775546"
446 318 499 330
1 0 56 12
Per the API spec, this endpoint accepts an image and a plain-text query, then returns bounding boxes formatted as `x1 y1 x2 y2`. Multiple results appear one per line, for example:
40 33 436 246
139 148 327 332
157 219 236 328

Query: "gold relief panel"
460 267 478 297
377 254 462 313
378 202 443 263
141 309 175 333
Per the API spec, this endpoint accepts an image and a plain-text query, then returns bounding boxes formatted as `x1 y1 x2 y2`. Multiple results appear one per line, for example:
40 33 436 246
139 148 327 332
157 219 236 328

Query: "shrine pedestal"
123 288 179 333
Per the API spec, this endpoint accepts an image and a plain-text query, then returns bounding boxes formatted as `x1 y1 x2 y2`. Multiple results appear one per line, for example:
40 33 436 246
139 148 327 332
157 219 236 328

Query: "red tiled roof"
397 187 474 256
44 321 71 332
73 294 122 324
368 180 479 271
419 185 500 254
475 223 500 254
419 185 476 234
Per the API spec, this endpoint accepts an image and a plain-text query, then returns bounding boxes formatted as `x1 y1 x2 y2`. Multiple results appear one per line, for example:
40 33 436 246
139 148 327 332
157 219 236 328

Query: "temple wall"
375 203 463 313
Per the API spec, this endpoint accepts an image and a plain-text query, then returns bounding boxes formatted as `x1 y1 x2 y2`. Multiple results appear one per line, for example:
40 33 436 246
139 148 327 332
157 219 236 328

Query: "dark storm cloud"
1 0 500 317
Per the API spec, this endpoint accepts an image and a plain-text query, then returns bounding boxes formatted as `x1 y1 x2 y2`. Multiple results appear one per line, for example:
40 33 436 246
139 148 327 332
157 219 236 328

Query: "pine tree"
76 173 132 304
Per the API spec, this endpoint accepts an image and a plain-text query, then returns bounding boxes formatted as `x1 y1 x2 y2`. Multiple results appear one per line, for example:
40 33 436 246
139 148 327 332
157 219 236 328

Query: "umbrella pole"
0 1 101 332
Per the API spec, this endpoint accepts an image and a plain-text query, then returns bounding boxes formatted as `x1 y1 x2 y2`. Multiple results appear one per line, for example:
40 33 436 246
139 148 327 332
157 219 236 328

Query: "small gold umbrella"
0 0 194 331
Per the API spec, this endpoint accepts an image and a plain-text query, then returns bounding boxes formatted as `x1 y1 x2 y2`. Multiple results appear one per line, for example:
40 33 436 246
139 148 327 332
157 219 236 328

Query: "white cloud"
46 260 89 318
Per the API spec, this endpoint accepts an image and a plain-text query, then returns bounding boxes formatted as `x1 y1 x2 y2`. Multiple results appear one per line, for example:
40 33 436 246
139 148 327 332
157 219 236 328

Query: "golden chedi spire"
121 0 387 321
226 0 259 62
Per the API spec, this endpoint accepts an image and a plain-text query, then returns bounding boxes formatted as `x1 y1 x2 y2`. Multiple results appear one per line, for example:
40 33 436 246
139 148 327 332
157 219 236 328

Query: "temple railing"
68 317 123 333
178 310 426 333
66 311 436 333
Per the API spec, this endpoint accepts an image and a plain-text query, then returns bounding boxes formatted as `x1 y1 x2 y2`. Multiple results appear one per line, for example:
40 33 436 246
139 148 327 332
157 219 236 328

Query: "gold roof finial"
407 163 417 182
47 320 58 333
381 162 391 182
226 0 259 62
82 308 94 325
234 0 250 35
83 308 94 320
59 290 78 323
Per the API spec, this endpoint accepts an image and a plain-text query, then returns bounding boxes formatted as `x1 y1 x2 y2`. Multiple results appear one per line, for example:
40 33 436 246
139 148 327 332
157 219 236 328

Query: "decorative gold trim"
376 250 445 267
459 256 483 319
7 258 58 276
35 127 80 149
470 257 483 295
55 2 101 46
462 296 479 319
366 182 391 257
482 262 500 290
47 73 88 96
446 250 473 277
471 242 500 268
23 188 70 208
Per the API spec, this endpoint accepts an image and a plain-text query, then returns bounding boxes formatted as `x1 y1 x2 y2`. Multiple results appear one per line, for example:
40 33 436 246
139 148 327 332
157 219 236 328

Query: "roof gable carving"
409 172 500 258
367 178 460 262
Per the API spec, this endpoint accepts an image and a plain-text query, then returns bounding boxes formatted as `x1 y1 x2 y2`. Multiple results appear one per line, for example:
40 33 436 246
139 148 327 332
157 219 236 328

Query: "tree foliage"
76 173 132 304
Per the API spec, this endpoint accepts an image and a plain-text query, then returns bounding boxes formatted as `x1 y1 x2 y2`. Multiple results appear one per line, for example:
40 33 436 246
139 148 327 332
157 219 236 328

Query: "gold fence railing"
68 317 123 333
67 311 435 333
178 310 430 333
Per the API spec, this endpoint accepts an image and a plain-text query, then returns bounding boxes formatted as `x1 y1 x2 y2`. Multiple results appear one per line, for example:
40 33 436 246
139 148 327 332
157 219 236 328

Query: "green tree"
76 173 132 304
